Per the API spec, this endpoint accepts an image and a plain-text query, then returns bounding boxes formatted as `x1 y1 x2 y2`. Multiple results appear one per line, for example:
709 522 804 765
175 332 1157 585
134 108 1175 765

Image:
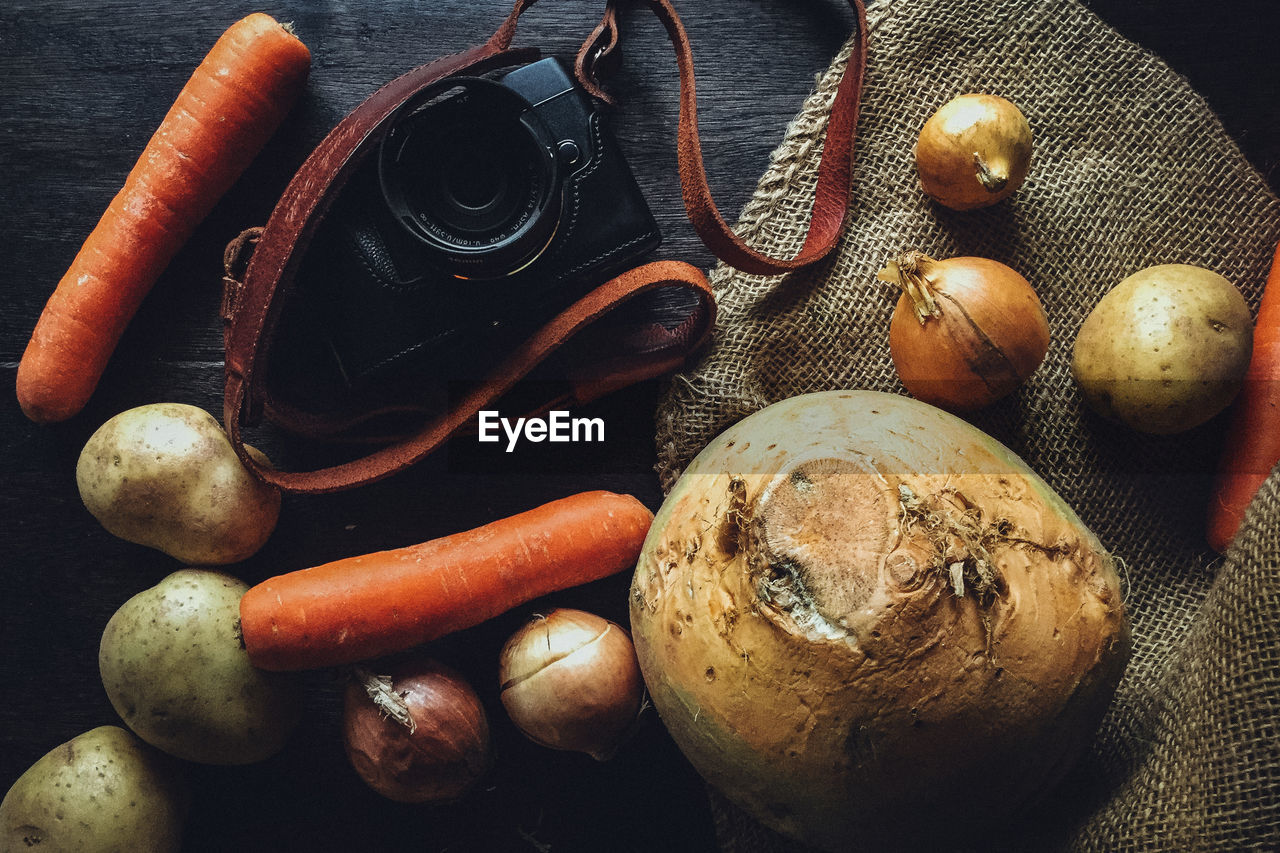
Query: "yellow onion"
882 252 1050 411
916 93 1032 210
499 609 644 760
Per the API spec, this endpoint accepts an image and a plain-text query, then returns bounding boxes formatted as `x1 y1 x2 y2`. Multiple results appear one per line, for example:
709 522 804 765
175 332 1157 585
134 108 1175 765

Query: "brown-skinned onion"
499 608 645 760
342 658 492 803
883 252 1050 411
916 93 1033 210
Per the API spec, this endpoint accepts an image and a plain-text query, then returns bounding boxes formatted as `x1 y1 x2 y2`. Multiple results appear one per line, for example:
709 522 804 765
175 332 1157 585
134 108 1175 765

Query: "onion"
341 658 492 803
882 251 1050 411
498 608 645 760
916 93 1032 210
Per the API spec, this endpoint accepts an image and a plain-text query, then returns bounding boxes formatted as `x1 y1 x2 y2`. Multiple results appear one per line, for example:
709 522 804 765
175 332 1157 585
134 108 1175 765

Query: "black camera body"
284 57 660 398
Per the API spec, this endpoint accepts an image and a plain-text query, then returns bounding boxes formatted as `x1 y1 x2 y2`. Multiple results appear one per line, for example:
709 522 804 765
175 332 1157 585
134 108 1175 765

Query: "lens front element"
379 77 561 279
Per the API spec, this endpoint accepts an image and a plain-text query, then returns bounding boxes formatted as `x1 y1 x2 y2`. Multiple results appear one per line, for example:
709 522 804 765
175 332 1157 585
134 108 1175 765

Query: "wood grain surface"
2 1 1278 851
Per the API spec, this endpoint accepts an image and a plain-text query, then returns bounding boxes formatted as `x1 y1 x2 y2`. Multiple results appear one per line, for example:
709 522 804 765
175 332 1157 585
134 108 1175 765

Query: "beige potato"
76 402 280 564
1072 264 1253 434
0 726 186 853
99 569 301 765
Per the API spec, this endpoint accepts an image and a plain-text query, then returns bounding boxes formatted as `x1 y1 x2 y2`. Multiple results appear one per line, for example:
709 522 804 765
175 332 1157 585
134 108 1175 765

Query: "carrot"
16 14 310 423
240 491 655 671
1207 237 1280 552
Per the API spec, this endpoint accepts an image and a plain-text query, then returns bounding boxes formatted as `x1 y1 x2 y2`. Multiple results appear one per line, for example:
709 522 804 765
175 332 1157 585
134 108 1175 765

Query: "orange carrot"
1207 237 1280 552
240 491 655 671
16 14 310 423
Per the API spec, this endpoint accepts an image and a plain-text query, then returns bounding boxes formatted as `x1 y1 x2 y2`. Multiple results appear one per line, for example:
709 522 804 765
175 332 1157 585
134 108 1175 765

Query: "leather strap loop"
223 44 543 489
228 260 713 494
577 0 869 277
575 3 623 98
223 44 540 405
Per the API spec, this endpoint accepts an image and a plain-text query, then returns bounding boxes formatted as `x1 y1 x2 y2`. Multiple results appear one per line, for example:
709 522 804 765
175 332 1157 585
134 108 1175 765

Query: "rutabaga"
631 390 1129 852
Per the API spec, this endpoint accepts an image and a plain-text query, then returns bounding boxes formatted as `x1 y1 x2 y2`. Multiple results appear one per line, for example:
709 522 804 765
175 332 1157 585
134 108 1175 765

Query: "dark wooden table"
3 1 1278 851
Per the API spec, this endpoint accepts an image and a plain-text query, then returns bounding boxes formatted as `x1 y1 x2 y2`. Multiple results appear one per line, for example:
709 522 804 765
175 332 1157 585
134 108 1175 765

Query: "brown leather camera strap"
227 260 712 494
575 0 869 277
223 0 868 493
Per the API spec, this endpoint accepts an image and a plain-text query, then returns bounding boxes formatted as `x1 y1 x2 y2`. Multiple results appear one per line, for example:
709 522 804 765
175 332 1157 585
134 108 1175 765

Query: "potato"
76 402 280 564
99 569 300 765
0 726 186 853
1072 264 1253 434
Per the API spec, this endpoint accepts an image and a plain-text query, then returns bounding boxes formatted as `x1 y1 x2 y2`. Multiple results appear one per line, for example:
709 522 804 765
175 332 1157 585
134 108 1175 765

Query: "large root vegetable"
631 391 1129 851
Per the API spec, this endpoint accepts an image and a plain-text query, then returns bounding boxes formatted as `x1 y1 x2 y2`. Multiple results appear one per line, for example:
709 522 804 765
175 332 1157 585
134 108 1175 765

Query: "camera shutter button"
556 139 581 166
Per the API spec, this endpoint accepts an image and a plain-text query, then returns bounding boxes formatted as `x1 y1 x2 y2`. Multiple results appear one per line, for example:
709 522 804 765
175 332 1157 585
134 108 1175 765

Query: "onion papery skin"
499 608 645 760
630 391 1129 852
916 93 1033 211
887 254 1050 411
342 659 492 804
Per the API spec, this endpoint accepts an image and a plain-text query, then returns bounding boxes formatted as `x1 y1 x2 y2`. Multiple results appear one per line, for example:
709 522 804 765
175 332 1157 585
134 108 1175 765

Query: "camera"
274 57 661 406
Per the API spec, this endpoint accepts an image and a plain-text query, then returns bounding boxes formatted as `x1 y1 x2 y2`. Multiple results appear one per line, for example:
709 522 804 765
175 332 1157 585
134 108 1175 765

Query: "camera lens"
445 157 505 213
430 124 526 233
378 77 562 279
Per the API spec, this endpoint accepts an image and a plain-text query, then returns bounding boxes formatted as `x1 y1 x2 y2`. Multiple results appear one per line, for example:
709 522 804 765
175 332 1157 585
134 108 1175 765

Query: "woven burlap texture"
653 0 1280 849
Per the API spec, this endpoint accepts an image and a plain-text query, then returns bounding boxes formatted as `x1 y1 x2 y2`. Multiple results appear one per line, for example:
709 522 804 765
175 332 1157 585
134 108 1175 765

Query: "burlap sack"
653 0 1280 849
